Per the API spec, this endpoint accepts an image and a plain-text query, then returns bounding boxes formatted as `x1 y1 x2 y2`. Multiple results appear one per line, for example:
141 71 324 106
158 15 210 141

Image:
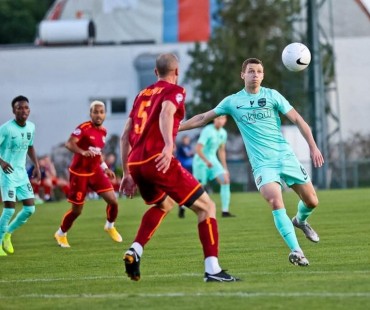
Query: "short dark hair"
155 53 178 77
241 58 263 72
11 95 29 108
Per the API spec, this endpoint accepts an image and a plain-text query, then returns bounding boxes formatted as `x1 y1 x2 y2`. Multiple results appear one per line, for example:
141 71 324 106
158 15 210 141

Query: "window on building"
89 97 127 116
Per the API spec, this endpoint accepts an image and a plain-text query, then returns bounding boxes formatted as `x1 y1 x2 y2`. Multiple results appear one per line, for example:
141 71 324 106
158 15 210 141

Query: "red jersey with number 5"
69 121 107 176
128 80 185 164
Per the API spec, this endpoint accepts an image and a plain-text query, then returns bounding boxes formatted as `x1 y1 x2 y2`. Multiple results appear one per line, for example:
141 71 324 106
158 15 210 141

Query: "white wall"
0 43 194 155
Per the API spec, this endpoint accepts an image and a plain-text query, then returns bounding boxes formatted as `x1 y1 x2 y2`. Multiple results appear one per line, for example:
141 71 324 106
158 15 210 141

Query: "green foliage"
1 189 370 309
0 0 53 44
185 0 309 129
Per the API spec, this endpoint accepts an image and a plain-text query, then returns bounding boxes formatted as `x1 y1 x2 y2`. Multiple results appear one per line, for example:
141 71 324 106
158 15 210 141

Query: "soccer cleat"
288 250 309 266
0 247 7 256
54 232 71 248
222 212 236 218
178 206 185 218
3 233 14 254
124 248 141 281
292 216 319 243
104 227 123 243
204 270 240 282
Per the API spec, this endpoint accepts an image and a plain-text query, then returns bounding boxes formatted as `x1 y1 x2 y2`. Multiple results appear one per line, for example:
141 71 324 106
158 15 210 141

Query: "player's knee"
23 206 35 216
304 195 319 208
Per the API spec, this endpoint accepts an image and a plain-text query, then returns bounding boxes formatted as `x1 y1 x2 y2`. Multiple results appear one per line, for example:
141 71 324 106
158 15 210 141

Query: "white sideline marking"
0 292 370 299
0 270 369 284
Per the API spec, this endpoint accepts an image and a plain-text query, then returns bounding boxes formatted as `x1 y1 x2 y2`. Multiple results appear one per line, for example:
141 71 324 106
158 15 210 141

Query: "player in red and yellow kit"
54 101 122 248
119 53 239 282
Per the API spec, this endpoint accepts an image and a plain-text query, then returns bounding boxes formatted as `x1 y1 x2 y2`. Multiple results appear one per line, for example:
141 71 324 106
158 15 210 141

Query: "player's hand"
310 147 324 168
155 146 173 173
32 166 42 184
206 161 213 168
119 175 137 199
105 168 116 180
0 161 13 174
81 150 96 157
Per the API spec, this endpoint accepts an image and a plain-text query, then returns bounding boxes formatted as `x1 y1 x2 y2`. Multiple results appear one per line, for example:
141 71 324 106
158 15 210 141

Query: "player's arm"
155 100 177 173
65 136 96 157
179 110 218 131
0 156 13 174
100 158 116 180
285 108 324 168
196 143 212 168
27 146 41 183
119 117 136 198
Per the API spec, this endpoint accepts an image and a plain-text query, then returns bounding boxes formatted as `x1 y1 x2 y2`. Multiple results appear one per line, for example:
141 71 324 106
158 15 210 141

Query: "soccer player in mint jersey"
0 95 41 256
193 115 234 217
179 58 324 266
54 101 122 248
119 53 239 282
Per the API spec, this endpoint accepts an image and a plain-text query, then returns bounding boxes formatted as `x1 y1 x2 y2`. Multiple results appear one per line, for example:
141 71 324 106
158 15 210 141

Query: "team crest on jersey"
73 128 81 135
27 132 31 140
8 190 14 198
175 93 184 104
258 98 267 107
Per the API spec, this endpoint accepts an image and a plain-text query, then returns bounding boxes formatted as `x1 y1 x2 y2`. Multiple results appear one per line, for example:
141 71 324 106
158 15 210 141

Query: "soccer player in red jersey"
54 101 122 248
119 53 239 282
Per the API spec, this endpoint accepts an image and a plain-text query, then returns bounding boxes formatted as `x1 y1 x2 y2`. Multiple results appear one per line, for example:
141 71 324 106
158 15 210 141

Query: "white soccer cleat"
289 250 309 266
292 216 320 243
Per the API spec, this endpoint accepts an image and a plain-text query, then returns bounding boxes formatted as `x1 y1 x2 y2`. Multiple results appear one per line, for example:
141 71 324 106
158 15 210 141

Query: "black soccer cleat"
204 270 240 282
123 248 141 281
222 212 236 218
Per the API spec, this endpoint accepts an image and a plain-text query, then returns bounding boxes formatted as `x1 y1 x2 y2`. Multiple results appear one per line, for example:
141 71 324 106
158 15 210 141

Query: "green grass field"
1 188 369 309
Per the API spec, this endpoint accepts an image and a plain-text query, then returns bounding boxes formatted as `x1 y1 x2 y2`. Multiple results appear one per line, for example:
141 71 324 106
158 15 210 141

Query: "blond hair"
90 100 105 111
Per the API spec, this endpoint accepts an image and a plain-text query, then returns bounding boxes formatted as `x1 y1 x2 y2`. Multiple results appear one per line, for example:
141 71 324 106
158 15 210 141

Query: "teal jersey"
193 123 227 164
0 119 35 187
214 87 294 169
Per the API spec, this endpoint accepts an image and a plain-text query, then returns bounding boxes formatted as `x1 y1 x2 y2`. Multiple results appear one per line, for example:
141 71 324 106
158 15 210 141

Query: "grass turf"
0 188 369 309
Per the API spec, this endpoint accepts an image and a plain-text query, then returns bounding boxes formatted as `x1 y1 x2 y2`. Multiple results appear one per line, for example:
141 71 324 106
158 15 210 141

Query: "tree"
0 0 53 44
185 0 306 129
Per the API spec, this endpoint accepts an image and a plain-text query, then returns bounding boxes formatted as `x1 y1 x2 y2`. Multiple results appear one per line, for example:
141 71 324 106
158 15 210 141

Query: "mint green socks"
272 208 301 252
0 208 15 243
296 200 314 223
8 206 35 234
220 184 230 212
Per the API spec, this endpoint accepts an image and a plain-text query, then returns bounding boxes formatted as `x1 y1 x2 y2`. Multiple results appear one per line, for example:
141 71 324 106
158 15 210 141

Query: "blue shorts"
1 182 35 202
192 159 226 185
253 155 310 190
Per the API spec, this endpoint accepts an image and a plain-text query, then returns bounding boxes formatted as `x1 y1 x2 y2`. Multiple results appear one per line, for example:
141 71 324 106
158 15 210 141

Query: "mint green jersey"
193 123 227 164
0 119 35 187
214 87 294 169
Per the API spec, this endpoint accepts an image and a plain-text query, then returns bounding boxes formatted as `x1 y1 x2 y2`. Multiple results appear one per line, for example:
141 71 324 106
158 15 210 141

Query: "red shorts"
129 157 204 206
67 168 113 205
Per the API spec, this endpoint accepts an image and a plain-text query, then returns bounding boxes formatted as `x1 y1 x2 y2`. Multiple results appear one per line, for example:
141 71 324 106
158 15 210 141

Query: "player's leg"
100 190 122 242
0 192 16 256
213 160 233 217
291 182 320 242
259 182 309 266
54 174 87 248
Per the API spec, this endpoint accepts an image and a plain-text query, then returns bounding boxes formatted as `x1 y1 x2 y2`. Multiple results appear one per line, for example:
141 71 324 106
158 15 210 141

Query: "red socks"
106 203 118 223
134 207 166 246
60 209 80 232
198 217 219 258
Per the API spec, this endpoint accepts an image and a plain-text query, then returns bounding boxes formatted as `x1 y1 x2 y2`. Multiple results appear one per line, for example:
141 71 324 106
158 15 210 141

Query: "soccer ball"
282 43 311 72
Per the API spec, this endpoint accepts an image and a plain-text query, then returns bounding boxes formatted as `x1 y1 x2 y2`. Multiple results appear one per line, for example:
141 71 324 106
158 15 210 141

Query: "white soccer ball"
282 42 311 72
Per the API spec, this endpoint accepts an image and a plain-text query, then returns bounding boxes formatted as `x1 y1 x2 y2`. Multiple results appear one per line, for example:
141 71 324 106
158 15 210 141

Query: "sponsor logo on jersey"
258 98 266 107
176 93 184 104
73 128 82 135
240 108 272 124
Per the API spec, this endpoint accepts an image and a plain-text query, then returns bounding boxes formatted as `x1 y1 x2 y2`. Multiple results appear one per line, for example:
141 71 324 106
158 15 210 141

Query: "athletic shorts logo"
27 132 31 140
256 176 262 186
300 166 308 180
258 98 266 107
8 190 14 198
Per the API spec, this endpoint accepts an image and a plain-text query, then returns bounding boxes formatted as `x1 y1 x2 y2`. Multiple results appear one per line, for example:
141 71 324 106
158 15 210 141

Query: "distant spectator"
176 135 194 173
